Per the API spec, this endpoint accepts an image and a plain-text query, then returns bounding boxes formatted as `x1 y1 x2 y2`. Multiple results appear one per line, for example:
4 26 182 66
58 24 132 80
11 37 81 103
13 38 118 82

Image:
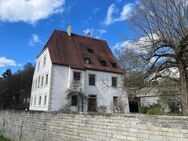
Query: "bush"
168 98 180 113
140 104 165 115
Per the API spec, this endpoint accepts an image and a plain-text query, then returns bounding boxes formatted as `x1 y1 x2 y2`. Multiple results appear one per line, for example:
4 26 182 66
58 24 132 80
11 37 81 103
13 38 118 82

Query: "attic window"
111 62 117 68
84 58 91 64
88 48 93 53
100 60 106 66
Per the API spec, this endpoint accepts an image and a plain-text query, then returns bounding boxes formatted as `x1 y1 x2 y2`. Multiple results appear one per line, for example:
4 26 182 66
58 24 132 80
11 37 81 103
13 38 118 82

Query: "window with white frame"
41 76 44 86
37 61 40 71
45 74 48 85
39 96 42 105
44 95 47 105
34 96 37 105
43 56 46 67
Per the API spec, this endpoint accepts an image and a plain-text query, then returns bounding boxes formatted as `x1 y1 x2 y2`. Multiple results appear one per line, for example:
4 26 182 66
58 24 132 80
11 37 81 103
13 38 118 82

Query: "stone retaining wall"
0 111 188 141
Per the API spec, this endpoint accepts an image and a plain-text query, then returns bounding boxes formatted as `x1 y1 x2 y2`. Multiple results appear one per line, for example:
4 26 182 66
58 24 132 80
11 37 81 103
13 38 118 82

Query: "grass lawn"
0 136 10 141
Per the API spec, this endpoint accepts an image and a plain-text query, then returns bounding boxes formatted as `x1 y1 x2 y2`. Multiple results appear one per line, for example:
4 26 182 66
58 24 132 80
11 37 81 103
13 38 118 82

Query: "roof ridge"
54 29 107 42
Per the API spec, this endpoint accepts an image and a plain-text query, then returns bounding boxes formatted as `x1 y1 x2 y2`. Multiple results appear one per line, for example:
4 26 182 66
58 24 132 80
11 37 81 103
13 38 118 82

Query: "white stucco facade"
29 49 129 113
30 49 129 112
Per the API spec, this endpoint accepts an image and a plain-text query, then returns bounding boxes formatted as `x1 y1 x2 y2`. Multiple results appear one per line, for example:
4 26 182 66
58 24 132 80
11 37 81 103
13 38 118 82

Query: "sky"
0 0 138 75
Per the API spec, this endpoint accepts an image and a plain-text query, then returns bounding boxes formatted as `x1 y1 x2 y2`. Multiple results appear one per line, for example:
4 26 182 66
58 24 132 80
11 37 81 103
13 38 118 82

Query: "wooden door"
88 95 96 112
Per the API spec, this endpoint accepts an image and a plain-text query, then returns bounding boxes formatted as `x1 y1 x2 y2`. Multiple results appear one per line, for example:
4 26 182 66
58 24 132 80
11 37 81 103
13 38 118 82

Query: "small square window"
111 62 117 68
84 58 91 64
112 77 117 87
73 72 81 81
88 48 93 53
89 74 95 85
100 60 106 66
71 95 78 106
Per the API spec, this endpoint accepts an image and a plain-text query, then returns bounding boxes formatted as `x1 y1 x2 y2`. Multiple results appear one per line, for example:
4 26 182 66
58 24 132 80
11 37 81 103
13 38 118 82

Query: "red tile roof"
42 30 124 74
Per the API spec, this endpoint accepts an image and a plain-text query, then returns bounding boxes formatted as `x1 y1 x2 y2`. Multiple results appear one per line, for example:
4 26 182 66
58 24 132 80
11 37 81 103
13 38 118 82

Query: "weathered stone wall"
0 110 188 141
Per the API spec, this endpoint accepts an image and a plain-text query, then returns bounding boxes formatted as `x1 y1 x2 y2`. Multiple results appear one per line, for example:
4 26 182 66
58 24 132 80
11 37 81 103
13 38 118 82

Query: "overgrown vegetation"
0 136 11 141
140 103 165 115
65 81 87 112
0 63 34 110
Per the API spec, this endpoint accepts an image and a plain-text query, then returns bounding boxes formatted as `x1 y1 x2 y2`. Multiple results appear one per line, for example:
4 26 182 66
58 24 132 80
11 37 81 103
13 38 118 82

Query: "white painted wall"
29 51 129 113
84 70 129 113
50 65 70 111
50 67 129 113
29 48 52 111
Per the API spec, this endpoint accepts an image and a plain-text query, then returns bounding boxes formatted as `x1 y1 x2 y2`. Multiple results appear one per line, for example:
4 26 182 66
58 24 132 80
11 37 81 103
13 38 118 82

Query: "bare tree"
115 47 148 99
129 0 188 115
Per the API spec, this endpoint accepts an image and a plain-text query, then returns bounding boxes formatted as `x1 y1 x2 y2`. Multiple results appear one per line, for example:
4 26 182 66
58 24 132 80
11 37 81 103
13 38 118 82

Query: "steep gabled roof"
41 30 124 74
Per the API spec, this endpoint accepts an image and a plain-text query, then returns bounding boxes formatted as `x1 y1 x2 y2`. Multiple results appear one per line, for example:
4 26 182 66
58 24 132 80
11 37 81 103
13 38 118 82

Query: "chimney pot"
86 32 92 37
67 25 72 36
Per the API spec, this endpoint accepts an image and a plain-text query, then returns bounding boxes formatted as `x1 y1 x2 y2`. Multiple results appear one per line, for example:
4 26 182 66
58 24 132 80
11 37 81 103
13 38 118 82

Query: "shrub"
140 104 165 115
168 98 181 113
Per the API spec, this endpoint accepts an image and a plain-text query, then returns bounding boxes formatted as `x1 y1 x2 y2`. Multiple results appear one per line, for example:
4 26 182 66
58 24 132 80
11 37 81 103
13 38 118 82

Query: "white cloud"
104 4 116 26
29 34 42 47
0 0 65 24
0 57 16 67
104 3 133 26
97 29 107 35
113 34 159 54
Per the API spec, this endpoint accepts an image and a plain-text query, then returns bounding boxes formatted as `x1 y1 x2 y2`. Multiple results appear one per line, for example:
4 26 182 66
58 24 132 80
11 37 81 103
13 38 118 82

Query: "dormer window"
100 60 106 66
84 58 91 64
88 48 93 53
111 62 117 68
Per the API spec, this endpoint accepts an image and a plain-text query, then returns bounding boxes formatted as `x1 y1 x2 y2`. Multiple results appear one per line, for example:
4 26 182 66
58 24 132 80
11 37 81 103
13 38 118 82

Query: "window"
112 77 117 87
39 96 42 105
41 76 44 86
71 95 78 106
73 72 81 81
113 96 118 106
34 96 37 105
100 60 106 66
30 96 33 106
37 61 40 71
43 56 46 67
44 95 47 105
89 74 95 85
88 48 93 53
46 74 48 85
84 58 91 64
111 62 117 68
35 79 37 89
38 76 40 88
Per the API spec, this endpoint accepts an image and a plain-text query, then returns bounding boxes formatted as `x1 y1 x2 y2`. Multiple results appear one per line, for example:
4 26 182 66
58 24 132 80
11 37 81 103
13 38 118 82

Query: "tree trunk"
179 63 188 115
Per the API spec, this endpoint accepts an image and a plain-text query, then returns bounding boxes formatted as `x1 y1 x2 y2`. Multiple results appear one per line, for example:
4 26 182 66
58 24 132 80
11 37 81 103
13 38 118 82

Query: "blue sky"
0 0 138 74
